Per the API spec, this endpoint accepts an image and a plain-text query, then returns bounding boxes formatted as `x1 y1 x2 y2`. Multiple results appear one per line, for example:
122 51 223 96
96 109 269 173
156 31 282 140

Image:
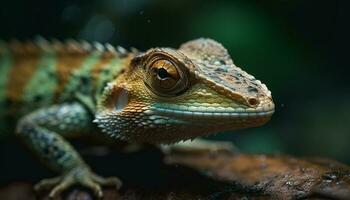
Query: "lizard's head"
95 38 274 144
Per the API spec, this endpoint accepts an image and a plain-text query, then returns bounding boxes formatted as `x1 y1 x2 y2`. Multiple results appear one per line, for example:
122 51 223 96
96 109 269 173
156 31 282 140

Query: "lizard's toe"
92 174 123 190
80 178 103 199
34 177 61 192
48 177 74 199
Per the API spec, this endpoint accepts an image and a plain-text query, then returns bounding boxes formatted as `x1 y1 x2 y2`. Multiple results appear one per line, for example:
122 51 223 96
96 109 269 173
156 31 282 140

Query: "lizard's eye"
145 58 188 96
151 60 179 88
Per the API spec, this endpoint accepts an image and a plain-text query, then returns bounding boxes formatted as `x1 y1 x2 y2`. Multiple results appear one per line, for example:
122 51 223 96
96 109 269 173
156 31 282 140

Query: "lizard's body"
0 39 127 129
0 38 274 198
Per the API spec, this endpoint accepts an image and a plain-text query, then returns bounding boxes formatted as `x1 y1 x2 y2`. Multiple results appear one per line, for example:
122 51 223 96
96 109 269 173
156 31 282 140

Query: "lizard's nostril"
248 97 259 106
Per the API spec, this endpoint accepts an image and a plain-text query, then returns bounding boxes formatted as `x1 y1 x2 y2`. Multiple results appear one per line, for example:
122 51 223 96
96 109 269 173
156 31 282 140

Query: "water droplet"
79 15 116 42
323 173 337 180
285 181 294 186
61 5 81 23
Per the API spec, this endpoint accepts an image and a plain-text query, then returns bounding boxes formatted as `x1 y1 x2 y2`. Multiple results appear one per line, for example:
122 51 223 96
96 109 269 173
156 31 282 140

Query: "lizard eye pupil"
157 68 169 79
144 56 189 97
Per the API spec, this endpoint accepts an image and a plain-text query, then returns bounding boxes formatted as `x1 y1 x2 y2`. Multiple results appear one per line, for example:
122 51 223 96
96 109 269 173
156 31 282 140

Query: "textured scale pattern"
180 39 271 106
0 37 130 119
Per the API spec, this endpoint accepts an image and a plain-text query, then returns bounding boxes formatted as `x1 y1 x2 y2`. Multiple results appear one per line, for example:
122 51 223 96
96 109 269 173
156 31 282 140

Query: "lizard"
0 37 275 198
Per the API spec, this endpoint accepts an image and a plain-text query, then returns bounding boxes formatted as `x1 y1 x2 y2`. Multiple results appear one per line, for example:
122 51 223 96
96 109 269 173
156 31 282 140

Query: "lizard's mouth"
152 101 275 120
155 107 274 119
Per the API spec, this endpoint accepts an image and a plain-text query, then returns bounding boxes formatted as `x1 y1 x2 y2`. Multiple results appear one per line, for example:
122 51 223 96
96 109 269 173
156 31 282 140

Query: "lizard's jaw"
151 97 274 124
146 100 274 143
153 104 274 120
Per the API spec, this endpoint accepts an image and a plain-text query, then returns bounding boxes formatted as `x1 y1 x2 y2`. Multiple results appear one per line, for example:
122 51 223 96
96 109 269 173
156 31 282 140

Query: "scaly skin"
0 38 274 198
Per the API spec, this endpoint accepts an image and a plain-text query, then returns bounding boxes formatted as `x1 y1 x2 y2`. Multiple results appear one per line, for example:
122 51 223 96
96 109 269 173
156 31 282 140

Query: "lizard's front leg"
15 103 121 199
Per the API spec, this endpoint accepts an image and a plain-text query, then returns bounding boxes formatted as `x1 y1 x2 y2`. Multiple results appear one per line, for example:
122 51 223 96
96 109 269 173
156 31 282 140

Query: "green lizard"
0 38 274 198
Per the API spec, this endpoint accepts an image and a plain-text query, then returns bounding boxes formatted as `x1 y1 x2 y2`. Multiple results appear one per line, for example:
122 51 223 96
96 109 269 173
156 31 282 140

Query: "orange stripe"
7 54 41 104
91 53 115 87
54 53 89 101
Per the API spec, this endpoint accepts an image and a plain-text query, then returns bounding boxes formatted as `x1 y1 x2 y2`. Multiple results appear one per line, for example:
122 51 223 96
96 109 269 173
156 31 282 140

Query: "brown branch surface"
166 152 350 200
1 151 350 200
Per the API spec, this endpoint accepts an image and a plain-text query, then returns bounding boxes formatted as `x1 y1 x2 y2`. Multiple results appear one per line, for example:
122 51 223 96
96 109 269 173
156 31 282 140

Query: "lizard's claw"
34 167 122 199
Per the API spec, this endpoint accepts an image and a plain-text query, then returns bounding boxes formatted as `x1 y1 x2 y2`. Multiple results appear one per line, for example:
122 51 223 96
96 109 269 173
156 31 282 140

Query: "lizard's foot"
34 166 122 199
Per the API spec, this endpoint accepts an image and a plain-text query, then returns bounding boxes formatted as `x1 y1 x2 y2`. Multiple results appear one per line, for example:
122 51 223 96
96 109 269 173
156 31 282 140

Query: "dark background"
0 0 349 179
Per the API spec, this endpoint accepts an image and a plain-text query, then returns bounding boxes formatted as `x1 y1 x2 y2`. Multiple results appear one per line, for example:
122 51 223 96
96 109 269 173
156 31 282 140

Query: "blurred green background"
0 0 349 164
